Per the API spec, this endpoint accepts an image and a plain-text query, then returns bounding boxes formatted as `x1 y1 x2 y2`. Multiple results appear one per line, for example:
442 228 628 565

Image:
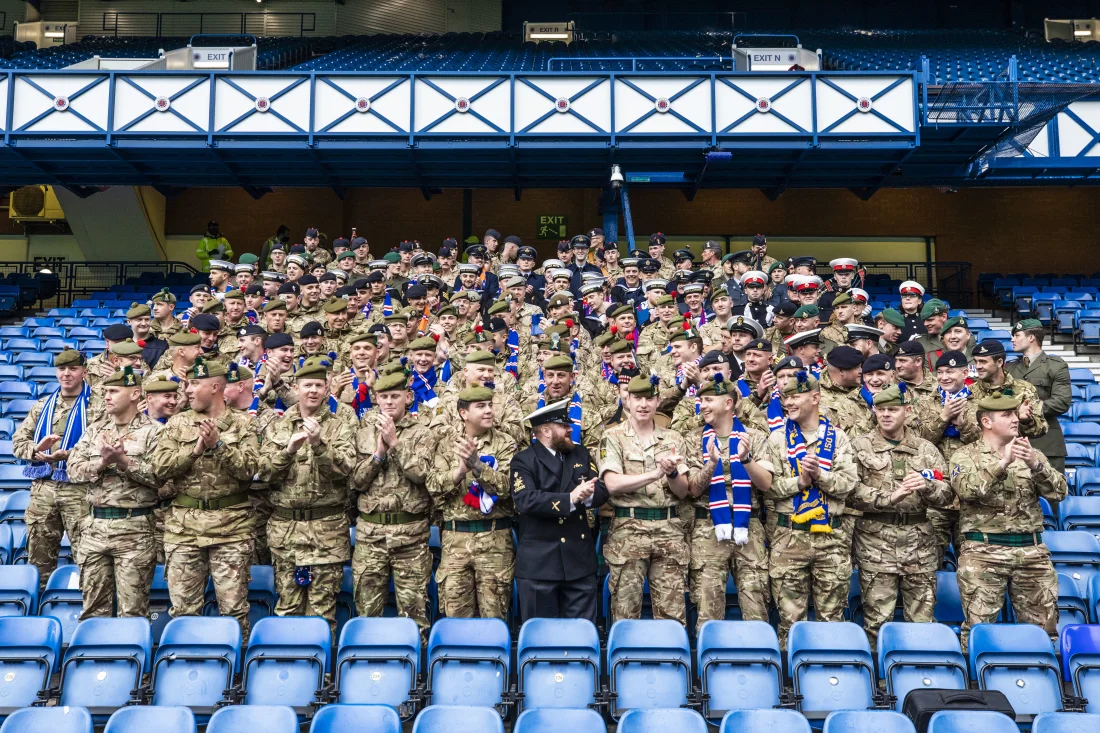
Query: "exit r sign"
537 215 568 240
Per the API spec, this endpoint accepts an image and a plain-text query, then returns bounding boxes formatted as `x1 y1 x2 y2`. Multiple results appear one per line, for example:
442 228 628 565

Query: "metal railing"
0 261 201 309
858 261 974 307
547 56 731 71
100 12 317 38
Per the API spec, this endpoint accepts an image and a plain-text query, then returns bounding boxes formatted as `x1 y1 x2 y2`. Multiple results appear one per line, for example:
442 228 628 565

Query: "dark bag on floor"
902 689 1016 733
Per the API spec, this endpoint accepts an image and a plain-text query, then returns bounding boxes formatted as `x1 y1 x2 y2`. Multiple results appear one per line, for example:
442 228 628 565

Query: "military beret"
201 299 224 314
436 304 456 318
793 305 820 319
454 289 482 303
772 355 804 374
191 314 220 332
697 373 733 397
863 354 894 372
54 348 86 367
668 322 700 343
942 316 969 333
382 252 401 264
627 373 661 397
299 321 325 339
151 288 177 304
190 284 212 296
407 336 437 352
547 293 573 309
776 300 799 317
465 350 496 365
263 299 287 313
649 232 666 246
920 299 949 319
110 339 144 357
295 355 333 381
325 272 344 284
709 288 731 301
168 331 201 347
653 295 676 307
873 384 911 407
245 284 264 296
827 345 864 370
897 340 926 356
458 386 494 403
880 308 905 328
405 283 427 300
347 331 379 347
379 358 408 376
976 390 1023 411
336 250 356 262
781 370 819 395
487 299 512 316
188 357 227 380
103 365 141 388
103 324 134 342
235 324 267 340
331 238 350 251
608 338 634 355
1013 318 1043 333
768 261 787 274
264 333 294 350
222 289 244 301
278 282 300 296
143 375 180 393
351 236 369 249
485 228 502 240
226 362 254 383
126 302 151 319
369 372 406 393
240 252 260 265
745 338 773 353
699 350 729 368
830 293 852 307
608 304 634 320
543 355 575 372
935 350 969 370
487 317 508 333
973 339 1006 358
322 297 348 314
592 331 616 349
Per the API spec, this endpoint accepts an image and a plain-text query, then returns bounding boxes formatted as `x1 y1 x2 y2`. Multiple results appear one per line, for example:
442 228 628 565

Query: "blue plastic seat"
334 617 420 711
789 621 876 724
516 617 599 711
1075 468 1100 496
104 706 196 733
969 623 1063 723
38 565 83 643
148 564 171 642
2 399 36 420
242 616 330 716
877 622 967 709
0 524 11 565
1064 423 1100 445
0 706 93 733
1076 403 1100 425
427 618 511 711
308 704 401 733
0 616 62 718
58 618 152 720
1059 496 1100 535
151 616 240 716
1057 573 1090 632
41 339 77 354
0 328 28 341
607 619 691 719
0 565 38 617
721 709 811 733
206 705 299 733
0 382 34 401
1061 624 1100 713
412 705 505 733
0 419 13 441
697 620 782 720
3 338 38 352
1033 712 1100 733
30 327 63 340
1071 369 1098 386
823 711 916 733
0 367 22 382
24 366 57 385
927 710 1018 733
514 708 606 733
1045 530 1100 587
617 709 708 733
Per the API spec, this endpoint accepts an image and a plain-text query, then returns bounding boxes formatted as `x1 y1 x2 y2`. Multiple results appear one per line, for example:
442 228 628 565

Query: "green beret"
465 349 496 365
942 316 969 333
383 252 401 264
543 355 574 372
437 304 455 317
593 331 616 348
295 355 333 381
263 299 287 313
223 289 245 301
609 338 634 355
919 299 948 319
668 323 700 343
697 374 731 397
379 359 408 376
1013 318 1042 333
226 362 254 383
374 372 410 393
109 339 143 357
383 313 407 325
830 293 852 307
151 288 177 304
322 297 349 314
880 308 905 328
793 305 820 319
781 371 819 395
143 376 180 393
976 390 1023 412
337 250 356 262
873 384 911 407
168 331 201 346
347 331 378 346
54 349 86 367
458 386 494 403
408 336 438 352
103 365 141 388
238 253 259 265
487 298 512 316
608 304 634 319
126 302 151 319
768 261 786 274
188 357 227 380
626 374 661 397
654 295 676 307
201 299 224 314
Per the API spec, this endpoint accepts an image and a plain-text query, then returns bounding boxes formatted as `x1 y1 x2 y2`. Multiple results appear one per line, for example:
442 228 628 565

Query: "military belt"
91 506 155 520
614 506 676 521
272 505 345 522
860 510 928 526
173 492 250 511
442 518 512 533
695 507 759 520
775 513 843 531
962 531 1041 547
359 511 426 525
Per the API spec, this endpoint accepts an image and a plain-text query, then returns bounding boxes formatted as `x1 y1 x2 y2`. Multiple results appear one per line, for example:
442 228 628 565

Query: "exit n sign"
537 215 568 240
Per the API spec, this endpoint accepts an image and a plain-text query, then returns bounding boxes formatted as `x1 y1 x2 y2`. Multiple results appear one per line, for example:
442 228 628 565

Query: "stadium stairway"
964 309 1100 381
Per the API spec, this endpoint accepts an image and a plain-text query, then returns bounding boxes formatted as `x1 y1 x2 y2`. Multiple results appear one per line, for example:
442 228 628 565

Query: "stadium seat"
427 618 511 711
2 399 36 420
334 616 420 710
0 419 14 440
0 565 38 616
0 382 34 401
1076 403 1100 425
720 709 812 733
57 618 152 719
148 564 171 642
206 705 299 733
1075 468 1100 496
513 708 606 733
823 711 916 733
969 623 1063 723
617 709 708 733
150 616 240 716
1071 369 1098 386
0 616 62 718
0 440 16 464
104 706 196 733
1061 624 1100 714
1059 497 1100 536
789 621 876 723
38 565 83 643
1058 573 1090 632
697 620 783 720
41 339 77 354
516 617 600 711
1032 712 1100 733
0 367 22 382
0 524 11 565
1045 530 1100 587
0 328 28 341
309 704 400 733
24 366 57 385
0 706 93 733
1063 423 1100 445
412 705 505 733
3 338 38 352
926 711 1018 733
241 616 330 715
204 564 276 628
877 622 967 709
607 619 691 719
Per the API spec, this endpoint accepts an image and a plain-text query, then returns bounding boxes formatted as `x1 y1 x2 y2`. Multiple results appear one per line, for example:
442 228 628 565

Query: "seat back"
104 706 196 733
927 710 1019 733
788 621 875 721
1061 624 1100 714
206 705 299 733
427 618 511 710
607 619 691 718
335 617 420 709
1033 712 1100 733
697 620 783 719
411 705 505 733
0 706 93 733
969 623 1063 721
878 622 967 709
152 617 241 713
720 709 811 733
38 565 83 644
516 618 599 711
513 708 606 733
242 616 331 711
1057 573 1089 632
617 708 708 733
823 711 916 733
1045 530 1100 587
1060 497 1100 537
308 704 400 733
0 565 38 617
0 616 62 716
60 618 152 715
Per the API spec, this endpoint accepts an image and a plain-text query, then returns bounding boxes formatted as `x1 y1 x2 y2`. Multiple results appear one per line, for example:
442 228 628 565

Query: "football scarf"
937 385 971 439
786 414 836 533
703 418 753 545
24 382 91 482
463 454 498 514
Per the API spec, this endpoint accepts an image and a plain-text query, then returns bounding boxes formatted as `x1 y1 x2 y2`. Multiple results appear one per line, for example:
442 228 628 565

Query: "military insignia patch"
551 500 561 512
196 364 207 377
513 472 526 493
951 464 962 478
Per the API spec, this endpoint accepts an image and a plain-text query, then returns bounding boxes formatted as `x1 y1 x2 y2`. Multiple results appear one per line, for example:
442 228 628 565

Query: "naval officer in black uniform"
511 399 609 624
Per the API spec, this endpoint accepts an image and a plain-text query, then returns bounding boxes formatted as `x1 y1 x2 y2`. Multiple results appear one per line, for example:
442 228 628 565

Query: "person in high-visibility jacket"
196 220 233 272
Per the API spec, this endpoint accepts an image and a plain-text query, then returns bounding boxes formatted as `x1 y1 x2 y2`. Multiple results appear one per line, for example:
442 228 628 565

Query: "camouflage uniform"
765 420 858 647
151 317 183 340
66 412 163 618
686 426 773 635
247 403 281 565
430 381 527 447
848 429 954 647
151 408 260 642
259 404 355 637
84 352 116 388
635 321 674 371
971 373 1048 438
599 421 700 626
12 393 93 592
949 440 1067 651
818 370 875 440
351 412 434 635
426 427 517 619
913 392 981 555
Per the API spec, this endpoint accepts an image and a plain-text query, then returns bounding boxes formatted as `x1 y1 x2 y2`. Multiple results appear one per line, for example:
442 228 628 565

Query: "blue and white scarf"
24 382 91 483
786 414 836 533
703 418 752 544
410 366 439 409
937 385 971 439
463 454 498 514
350 367 372 420
859 384 875 411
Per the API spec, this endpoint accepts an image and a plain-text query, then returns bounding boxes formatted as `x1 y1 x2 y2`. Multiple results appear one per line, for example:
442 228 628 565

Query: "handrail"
100 11 316 38
732 33 802 48
190 34 258 48
547 55 731 71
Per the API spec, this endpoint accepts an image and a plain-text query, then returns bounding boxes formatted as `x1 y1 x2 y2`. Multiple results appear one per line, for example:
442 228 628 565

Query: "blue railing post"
620 183 635 251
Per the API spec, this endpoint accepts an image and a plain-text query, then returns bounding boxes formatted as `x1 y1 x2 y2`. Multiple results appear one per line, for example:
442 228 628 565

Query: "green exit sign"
537 215 568 240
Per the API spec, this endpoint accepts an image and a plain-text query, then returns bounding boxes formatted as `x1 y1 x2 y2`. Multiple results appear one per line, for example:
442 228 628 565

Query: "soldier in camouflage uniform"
635 294 681 371
144 375 181 564
765 371 858 648
895 340 936 404
818 345 875 439
13 349 94 593
85 324 133 387
686 376 774 636
149 331 203 410
949 390 1068 651
259 356 355 637
351 372 434 636
150 288 183 340
849 385 954 648
599 374 698 626
151 357 260 642
971 340 1047 439
67 366 162 619
426 385 518 619
431 350 526 446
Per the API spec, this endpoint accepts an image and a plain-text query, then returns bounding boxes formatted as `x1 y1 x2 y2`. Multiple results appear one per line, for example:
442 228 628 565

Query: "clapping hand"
302 416 322 447
569 478 596 505
33 434 61 463
98 436 127 469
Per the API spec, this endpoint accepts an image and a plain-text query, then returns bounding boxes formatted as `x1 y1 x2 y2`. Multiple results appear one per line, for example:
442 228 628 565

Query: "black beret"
405 284 428 300
364 271 385 284
236 324 268 338
367 324 390 335
298 274 318 286
351 236 368 248
335 286 356 298
557 241 571 252
299 321 325 339
936 350 969 370
485 229 501 240
504 235 523 245
897 340 926 356
264 333 294 350
332 238 350 249
289 244 306 254
398 241 415 252
103 324 134 341
772 355 803 373
698 350 729 368
278 283 300 295
777 300 799 316
190 284 211 295
745 338 773 352
973 339 1006 358
863 354 894 372
827 345 864 370
487 317 508 333
319 272 337 283
245 284 264 295
191 314 220 331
